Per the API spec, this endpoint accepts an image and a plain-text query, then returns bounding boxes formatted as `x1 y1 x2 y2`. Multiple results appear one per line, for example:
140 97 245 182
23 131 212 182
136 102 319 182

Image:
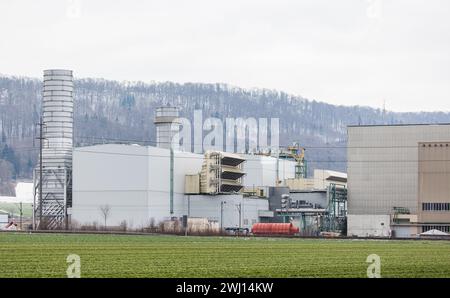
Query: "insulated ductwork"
200 151 245 194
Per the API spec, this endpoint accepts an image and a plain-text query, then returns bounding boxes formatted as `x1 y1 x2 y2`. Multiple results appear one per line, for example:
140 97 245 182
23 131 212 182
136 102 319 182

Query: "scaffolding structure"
33 168 72 229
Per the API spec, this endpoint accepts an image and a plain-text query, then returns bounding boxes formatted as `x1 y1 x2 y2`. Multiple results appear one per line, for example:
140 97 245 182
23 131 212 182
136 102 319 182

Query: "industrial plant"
31 69 450 238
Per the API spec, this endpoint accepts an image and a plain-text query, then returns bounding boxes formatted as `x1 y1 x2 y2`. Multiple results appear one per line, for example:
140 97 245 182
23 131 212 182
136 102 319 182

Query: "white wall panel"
72 145 269 228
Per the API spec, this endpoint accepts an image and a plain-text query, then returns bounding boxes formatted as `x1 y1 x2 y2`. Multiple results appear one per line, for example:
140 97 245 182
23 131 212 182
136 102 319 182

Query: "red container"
251 223 299 235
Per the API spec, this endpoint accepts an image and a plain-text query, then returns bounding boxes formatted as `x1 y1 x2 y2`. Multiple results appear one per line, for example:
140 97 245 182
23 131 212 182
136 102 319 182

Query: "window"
422 203 450 211
243 219 248 225
422 225 450 233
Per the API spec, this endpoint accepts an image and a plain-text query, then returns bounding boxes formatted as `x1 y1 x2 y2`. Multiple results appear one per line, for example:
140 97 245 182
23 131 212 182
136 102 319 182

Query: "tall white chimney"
154 106 180 150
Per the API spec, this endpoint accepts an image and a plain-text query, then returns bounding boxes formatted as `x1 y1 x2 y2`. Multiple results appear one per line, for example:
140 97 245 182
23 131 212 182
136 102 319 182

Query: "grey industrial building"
347 124 450 237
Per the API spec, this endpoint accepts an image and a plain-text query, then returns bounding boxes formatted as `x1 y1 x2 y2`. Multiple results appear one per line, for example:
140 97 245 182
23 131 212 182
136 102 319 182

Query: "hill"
1 75 449 192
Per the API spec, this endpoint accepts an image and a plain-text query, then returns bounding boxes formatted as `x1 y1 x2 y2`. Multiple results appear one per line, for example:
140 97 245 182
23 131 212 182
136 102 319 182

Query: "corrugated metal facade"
72 144 204 227
347 124 450 237
418 142 450 225
71 144 269 229
348 124 450 215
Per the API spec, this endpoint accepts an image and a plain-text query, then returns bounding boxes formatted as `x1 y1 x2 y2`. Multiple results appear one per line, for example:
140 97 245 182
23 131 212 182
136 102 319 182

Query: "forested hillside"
1 75 449 194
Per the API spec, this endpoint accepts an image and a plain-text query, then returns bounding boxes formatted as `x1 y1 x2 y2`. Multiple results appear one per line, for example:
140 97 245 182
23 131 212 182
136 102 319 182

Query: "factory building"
69 104 345 233
70 105 298 230
32 69 450 237
347 124 450 237
71 144 202 227
33 68 348 235
70 143 299 230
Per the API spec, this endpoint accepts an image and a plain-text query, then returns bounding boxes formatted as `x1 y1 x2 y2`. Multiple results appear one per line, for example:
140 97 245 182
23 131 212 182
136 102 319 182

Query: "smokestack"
34 69 74 229
154 106 180 150
42 69 74 166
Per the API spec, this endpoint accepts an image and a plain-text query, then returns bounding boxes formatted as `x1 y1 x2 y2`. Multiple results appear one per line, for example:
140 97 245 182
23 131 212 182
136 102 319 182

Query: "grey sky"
0 0 449 112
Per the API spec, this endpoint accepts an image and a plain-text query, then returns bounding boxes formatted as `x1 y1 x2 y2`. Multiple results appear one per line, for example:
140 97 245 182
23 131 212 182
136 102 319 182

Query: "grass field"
0 232 449 278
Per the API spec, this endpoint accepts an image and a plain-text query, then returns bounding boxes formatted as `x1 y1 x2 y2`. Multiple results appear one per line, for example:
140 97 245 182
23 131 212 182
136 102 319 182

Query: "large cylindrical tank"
42 69 74 168
251 223 299 235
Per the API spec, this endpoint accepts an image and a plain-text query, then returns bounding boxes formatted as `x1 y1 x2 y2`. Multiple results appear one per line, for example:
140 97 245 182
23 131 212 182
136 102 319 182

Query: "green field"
0 233 449 278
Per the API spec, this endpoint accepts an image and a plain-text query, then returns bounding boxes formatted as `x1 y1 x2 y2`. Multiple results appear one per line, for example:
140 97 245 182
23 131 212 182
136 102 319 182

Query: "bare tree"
99 205 111 229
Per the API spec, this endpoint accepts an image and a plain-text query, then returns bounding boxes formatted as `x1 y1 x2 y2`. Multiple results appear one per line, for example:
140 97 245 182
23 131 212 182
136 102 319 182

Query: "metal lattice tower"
33 69 73 230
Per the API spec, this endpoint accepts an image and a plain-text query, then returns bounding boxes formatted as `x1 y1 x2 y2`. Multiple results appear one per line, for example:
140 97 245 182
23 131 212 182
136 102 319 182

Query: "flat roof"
326 176 347 183
348 123 450 128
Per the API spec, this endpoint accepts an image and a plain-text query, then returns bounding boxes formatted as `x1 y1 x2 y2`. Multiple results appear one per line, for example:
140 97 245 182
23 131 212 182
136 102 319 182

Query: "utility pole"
183 215 188 237
276 148 280 186
169 147 174 216
187 195 190 217
185 195 190 237
16 202 23 230
36 117 46 229
220 201 226 232
236 203 242 237
19 202 22 230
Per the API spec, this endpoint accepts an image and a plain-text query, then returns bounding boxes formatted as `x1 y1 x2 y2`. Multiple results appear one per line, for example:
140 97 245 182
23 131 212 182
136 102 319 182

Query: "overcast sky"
0 0 449 112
